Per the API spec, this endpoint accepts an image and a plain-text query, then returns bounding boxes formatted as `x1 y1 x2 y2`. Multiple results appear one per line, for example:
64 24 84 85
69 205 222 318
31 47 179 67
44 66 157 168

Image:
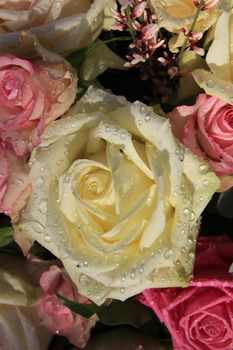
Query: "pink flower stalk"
180 27 205 56
37 265 98 348
112 0 164 67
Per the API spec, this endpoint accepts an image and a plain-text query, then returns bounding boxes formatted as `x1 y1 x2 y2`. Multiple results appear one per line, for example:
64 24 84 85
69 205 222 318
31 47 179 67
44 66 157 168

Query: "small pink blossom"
168 94 233 176
137 235 233 350
37 265 97 348
180 28 205 56
193 0 219 10
112 0 164 67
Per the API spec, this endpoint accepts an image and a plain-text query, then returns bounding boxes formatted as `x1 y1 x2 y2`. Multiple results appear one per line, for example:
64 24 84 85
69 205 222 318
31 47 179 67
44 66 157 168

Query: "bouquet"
0 0 233 349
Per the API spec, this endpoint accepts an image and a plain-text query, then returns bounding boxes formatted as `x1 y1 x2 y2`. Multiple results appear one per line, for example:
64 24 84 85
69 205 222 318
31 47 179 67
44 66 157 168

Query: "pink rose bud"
37 265 97 348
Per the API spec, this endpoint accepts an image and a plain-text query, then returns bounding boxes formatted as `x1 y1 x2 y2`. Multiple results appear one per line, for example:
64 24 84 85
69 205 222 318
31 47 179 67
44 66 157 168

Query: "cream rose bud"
0 0 115 54
17 87 219 304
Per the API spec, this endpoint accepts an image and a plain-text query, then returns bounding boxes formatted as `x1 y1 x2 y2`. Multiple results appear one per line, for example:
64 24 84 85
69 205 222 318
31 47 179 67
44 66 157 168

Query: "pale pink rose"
138 235 233 350
168 94 233 176
37 265 97 348
0 141 31 221
0 53 77 156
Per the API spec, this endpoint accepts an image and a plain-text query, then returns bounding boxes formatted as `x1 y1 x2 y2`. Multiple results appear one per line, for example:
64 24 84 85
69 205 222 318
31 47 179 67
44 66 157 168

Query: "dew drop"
203 179 210 187
164 249 173 259
138 119 143 126
130 272 135 280
140 105 146 114
79 275 89 286
44 235 51 243
188 252 195 260
120 132 126 140
180 229 185 236
199 164 209 174
145 114 151 123
33 222 44 233
83 261 89 267
183 208 190 217
190 211 196 221
206 80 214 88
120 287 125 293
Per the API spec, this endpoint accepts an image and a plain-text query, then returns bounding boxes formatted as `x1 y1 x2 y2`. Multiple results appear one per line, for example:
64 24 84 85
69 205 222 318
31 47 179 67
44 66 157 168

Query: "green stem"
178 0 205 60
125 7 137 40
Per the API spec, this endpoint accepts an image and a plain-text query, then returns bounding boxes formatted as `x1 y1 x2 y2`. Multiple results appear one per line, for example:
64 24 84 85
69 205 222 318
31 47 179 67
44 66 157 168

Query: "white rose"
17 87 219 304
0 0 116 54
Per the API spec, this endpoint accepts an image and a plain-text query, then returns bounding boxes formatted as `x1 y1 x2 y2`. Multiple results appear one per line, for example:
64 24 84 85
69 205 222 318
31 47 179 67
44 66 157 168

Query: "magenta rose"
168 94 233 176
0 53 76 156
138 235 233 350
37 265 97 348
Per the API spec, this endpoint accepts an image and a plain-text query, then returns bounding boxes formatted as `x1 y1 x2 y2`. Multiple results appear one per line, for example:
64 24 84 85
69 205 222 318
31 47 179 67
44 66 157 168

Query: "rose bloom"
0 52 77 157
37 265 97 348
138 235 233 350
17 87 219 304
0 0 115 54
168 94 233 177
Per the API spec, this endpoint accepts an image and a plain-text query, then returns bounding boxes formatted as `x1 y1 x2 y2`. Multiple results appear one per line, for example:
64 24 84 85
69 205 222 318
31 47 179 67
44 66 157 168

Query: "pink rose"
168 94 233 176
138 235 233 350
37 265 97 348
0 53 77 156
0 142 31 221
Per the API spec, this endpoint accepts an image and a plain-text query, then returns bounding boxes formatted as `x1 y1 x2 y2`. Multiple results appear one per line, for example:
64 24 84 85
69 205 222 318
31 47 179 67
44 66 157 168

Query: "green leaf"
58 293 154 328
56 293 96 318
67 37 131 70
0 227 13 247
97 300 154 328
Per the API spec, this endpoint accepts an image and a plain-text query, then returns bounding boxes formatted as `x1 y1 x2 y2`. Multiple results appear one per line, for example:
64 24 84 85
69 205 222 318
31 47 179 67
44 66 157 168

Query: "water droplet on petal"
164 249 173 259
44 235 51 243
145 114 151 122
183 208 190 217
206 80 214 88
138 119 143 126
120 287 125 293
199 164 209 174
120 132 126 140
130 272 135 279
203 179 210 187
33 222 44 233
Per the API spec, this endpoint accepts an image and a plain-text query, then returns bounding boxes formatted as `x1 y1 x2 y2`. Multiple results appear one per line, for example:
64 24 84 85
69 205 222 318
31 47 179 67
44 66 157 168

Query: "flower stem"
177 0 205 60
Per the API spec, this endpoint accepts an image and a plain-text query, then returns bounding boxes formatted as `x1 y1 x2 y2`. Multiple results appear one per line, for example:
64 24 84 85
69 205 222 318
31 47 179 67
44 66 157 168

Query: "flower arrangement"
0 0 232 349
